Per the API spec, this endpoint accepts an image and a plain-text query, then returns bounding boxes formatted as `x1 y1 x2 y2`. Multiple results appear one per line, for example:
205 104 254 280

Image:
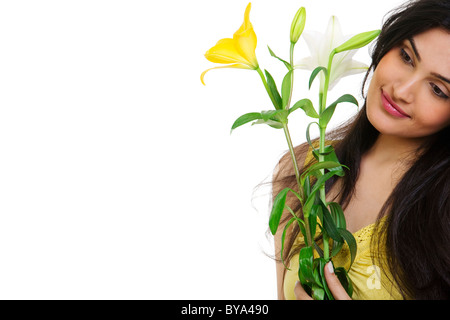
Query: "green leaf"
303 175 311 198
270 109 290 123
252 110 289 129
312 259 322 284
335 267 354 297
267 46 292 70
252 119 284 129
269 188 289 235
331 239 344 258
305 122 320 151
338 228 357 269
291 98 318 118
334 30 381 53
230 112 262 133
309 204 320 242
309 66 327 90
303 171 339 217
298 246 315 284
312 284 325 300
329 202 346 229
312 168 339 189
321 201 343 242
313 145 345 177
329 202 347 257
260 110 278 122
319 259 334 300
298 218 307 244
319 94 359 128
301 162 343 200
313 241 324 258
281 70 293 109
301 161 343 184
280 217 296 270
264 70 282 110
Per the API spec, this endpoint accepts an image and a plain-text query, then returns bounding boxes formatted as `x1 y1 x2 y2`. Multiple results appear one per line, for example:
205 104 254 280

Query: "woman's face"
366 28 450 141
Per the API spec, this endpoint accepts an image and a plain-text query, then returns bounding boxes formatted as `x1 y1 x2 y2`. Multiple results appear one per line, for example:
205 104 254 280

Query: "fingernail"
327 261 334 274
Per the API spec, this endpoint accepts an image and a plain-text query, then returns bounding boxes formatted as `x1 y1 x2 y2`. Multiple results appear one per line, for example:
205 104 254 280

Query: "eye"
400 48 413 65
430 83 449 99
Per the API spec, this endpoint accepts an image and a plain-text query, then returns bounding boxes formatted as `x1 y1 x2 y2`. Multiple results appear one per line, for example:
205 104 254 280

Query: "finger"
294 281 313 300
324 262 352 300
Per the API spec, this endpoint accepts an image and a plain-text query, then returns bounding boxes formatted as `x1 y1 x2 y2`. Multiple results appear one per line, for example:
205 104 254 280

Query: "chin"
366 99 387 133
366 106 409 138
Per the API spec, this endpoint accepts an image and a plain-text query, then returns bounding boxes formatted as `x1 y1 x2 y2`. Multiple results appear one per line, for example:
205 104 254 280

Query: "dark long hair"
274 0 450 299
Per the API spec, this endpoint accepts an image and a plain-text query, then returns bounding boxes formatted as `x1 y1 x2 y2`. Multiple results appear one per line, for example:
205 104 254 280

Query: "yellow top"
283 146 404 300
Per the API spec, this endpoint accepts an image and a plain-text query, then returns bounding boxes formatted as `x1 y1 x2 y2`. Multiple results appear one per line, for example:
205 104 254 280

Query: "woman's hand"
294 262 352 300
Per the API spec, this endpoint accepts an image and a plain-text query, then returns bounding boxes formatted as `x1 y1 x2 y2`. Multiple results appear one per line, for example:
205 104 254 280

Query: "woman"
273 0 450 300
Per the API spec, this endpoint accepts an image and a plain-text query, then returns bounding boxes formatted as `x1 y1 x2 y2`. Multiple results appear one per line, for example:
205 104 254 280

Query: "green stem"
256 54 312 247
318 50 336 261
285 43 312 246
320 49 336 114
286 42 295 110
283 123 312 247
318 126 330 260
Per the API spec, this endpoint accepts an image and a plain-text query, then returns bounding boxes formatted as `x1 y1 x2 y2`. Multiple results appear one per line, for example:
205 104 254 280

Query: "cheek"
366 61 391 104
366 74 380 106
414 104 450 132
366 75 382 118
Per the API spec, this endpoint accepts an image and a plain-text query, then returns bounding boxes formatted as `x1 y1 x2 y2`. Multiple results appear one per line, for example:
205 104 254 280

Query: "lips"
381 90 410 118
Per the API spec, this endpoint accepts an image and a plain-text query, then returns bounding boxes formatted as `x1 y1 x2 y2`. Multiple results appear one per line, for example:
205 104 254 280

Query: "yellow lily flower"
201 3 259 85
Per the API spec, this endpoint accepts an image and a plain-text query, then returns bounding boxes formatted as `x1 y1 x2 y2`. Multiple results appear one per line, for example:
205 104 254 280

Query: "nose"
392 75 417 104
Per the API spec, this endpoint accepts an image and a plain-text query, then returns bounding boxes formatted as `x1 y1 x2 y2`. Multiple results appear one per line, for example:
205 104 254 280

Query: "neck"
367 134 425 166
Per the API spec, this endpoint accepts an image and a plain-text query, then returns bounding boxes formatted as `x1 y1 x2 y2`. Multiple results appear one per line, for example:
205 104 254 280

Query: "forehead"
412 28 450 73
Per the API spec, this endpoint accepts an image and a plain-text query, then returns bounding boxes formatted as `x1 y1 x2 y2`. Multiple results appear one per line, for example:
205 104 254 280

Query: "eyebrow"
407 38 450 85
432 73 450 85
408 38 421 62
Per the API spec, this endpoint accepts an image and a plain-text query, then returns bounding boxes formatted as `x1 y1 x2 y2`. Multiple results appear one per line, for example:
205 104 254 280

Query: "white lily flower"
295 16 369 92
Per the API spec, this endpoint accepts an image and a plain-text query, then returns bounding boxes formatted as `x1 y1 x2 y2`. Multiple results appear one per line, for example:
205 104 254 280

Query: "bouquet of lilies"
201 3 379 300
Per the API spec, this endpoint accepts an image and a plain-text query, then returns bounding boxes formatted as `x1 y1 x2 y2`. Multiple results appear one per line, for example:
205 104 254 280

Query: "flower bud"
290 7 306 44
334 29 380 53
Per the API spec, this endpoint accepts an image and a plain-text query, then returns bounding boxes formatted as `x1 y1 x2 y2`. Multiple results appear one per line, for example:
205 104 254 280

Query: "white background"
0 0 404 299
